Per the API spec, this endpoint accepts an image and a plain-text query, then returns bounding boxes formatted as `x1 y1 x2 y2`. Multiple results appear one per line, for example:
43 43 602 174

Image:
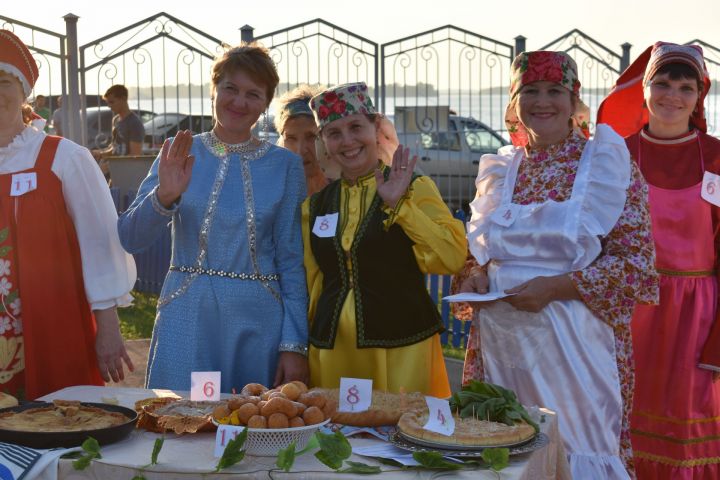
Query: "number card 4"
490 203 520 227
423 396 455 436
338 377 372 413
191 371 221 401
702 171 720 207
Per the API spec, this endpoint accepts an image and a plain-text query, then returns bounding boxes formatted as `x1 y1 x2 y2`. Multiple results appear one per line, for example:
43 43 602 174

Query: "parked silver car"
143 113 214 154
393 107 508 211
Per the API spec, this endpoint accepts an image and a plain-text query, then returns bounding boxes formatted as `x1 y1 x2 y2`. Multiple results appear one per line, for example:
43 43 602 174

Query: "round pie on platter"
397 410 536 447
0 400 127 432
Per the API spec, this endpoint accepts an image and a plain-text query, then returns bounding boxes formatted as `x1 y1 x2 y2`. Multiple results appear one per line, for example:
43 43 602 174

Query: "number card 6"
702 171 720 207
191 371 221 401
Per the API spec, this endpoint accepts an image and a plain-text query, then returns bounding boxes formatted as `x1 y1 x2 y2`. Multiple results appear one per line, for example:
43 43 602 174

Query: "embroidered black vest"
308 176 444 349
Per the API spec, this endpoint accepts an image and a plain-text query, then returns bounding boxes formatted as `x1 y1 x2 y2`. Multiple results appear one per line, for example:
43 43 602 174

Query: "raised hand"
375 145 418 209
157 130 195 208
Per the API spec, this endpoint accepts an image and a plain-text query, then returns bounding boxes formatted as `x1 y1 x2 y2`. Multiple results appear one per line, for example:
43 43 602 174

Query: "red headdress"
597 42 710 136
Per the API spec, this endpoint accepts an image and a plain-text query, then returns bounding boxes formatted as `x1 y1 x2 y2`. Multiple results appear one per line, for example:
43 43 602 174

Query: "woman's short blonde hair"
273 84 324 134
211 42 279 107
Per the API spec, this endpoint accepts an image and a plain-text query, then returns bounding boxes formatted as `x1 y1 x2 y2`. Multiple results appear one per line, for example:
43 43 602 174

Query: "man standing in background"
91 84 145 179
51 95 63 136
33 94 51 132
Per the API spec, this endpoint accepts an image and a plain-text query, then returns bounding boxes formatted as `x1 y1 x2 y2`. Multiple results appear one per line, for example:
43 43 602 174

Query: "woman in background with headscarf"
274 85 330 196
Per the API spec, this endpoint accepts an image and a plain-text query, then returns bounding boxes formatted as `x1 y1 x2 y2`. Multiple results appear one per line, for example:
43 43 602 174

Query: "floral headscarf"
505 51 588 147
310 82 376 129
597 42 710 136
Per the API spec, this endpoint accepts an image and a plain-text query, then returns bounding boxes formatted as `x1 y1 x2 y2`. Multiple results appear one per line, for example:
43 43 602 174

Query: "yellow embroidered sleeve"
383 176 467 275
301 198 324 326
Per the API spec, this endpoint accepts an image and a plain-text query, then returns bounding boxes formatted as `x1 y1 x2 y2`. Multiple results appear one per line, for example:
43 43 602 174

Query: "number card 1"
702 171 720 207
338 377 372 413
423 396 455 437
191 371 221 401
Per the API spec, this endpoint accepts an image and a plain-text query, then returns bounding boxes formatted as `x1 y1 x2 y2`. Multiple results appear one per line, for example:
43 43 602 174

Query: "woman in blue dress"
118 43 308 392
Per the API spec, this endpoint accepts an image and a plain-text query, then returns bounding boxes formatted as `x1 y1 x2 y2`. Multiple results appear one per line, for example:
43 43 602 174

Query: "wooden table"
37 385 570 479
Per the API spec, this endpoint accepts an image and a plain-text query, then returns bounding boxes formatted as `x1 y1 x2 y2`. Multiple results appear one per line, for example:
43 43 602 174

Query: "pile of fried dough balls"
213 381 334 429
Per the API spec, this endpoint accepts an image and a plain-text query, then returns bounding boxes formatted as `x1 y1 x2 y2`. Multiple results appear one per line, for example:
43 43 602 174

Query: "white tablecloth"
37 385 570 479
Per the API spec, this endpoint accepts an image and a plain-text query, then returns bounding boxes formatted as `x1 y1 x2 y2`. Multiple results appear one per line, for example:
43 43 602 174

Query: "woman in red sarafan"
0 30 136 400
599 42 720 479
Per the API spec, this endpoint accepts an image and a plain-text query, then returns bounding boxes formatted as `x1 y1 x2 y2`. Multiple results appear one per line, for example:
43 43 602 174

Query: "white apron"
467 125 632 480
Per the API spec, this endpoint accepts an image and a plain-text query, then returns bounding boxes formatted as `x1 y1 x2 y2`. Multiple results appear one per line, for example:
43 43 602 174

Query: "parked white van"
392 106 508 211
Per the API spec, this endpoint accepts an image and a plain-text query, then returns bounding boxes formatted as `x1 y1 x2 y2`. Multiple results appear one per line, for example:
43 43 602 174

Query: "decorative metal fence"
77 13 224 149
381 26 514 210
253 19 379 105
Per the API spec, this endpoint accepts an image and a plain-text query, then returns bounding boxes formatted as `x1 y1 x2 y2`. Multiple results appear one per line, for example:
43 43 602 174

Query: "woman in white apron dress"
457 51 659 479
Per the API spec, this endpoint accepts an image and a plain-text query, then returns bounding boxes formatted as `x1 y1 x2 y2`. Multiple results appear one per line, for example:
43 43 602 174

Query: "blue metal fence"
111 188 471 349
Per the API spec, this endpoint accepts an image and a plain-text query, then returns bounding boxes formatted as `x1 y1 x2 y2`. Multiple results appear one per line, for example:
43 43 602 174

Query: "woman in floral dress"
453 51 658 479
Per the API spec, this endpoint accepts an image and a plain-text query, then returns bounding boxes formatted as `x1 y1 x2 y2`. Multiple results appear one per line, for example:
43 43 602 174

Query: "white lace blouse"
0 126 136 309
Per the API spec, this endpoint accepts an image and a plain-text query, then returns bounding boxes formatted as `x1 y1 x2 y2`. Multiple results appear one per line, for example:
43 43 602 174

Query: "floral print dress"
453 128 658 477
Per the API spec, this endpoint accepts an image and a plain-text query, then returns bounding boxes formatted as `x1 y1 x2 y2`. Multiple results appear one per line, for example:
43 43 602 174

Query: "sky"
3 0 720 58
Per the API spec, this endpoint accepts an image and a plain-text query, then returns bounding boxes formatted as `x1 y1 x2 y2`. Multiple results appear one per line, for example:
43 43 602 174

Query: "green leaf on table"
81 437 101 456
131 476 147 480
215 427 248 472
314 430 352 470
71 437 102 470
411 451 462 470
150 437 164 465
71 455 93 471
296 434 320 455
339 460 382 474
276 440 297 472
482 447 509 471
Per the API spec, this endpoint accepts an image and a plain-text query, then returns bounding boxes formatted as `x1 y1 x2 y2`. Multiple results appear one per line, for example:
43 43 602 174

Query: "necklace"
209 129 259 155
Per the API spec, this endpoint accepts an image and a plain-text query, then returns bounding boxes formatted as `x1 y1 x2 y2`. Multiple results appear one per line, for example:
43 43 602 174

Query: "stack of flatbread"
311 388 426 427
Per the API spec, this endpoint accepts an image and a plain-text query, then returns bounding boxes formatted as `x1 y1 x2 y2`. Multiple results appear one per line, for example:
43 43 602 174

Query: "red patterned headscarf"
597 42 710 136
310 82 376 129
505 51 588 147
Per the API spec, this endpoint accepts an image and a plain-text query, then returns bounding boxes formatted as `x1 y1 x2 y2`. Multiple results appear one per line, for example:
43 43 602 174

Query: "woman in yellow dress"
303 82 466 397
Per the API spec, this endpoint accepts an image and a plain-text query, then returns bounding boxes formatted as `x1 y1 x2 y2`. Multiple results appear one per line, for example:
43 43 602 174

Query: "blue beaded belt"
170 265 279 281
